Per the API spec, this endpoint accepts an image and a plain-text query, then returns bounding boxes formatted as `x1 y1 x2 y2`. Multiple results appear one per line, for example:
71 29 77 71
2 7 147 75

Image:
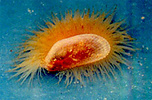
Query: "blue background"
0 0 152 100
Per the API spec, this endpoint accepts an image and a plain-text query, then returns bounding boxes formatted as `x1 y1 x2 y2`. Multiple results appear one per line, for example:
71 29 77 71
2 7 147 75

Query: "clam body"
10 8 134 86
45 34 110 71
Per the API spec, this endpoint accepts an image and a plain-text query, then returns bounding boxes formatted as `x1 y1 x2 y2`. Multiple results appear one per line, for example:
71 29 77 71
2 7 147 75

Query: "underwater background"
0 0 152 100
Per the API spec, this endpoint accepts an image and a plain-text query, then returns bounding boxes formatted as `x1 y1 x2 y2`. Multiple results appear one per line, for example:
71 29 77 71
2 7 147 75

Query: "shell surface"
45 34 111 71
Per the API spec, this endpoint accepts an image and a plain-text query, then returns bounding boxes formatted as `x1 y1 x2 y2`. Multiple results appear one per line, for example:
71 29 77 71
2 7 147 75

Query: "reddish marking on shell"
47 43 95 71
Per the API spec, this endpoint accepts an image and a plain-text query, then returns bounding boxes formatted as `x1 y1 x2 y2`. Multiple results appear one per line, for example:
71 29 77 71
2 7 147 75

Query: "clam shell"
45 34 110 71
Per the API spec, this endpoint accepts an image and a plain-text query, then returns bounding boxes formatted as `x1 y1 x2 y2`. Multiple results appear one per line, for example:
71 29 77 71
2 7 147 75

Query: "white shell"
45 34 111 68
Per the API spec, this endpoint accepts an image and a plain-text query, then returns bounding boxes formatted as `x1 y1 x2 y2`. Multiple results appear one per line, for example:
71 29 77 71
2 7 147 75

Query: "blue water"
0 0 152 100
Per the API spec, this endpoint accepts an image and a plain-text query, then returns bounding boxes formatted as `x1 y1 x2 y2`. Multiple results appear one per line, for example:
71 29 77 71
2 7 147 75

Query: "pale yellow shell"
45 34 111 69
